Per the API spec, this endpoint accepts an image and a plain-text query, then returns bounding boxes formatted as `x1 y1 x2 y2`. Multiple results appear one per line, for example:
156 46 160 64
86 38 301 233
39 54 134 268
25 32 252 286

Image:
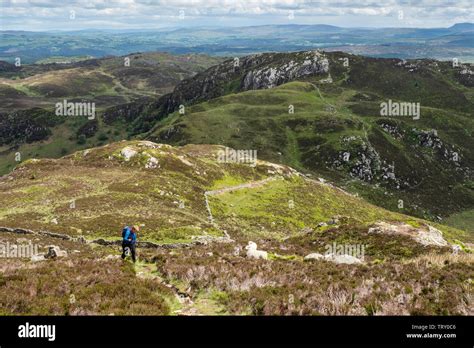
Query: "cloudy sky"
0 0 473 31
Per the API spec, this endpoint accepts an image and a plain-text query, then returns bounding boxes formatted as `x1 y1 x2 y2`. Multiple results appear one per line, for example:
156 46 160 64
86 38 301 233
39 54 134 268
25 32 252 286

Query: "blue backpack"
122 226 130 240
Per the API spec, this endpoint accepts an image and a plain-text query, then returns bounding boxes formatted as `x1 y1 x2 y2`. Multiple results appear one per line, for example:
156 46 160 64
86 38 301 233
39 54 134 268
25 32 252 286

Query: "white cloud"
0 0 473 30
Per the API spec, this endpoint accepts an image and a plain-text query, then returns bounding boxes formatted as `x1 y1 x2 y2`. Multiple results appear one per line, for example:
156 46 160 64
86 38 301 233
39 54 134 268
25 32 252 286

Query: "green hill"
0 140 472 316
1 50 473 231
118 51 473 230
0 52 223 174
145 80 473 231
0 140 469 243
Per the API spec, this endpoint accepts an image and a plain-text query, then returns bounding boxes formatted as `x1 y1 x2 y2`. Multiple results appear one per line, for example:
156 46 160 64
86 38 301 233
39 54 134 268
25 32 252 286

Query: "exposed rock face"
330 124 469 190
332 138 381 182
417 129 442 149
106 50 332 134
242 51 329 90
457 65 474 87
378 121 403 139
368 221 449 247
76 119 98 138
103 98 149 125
162 50 330 116
412 128 463 168
0 109 58 146
348 143 381 182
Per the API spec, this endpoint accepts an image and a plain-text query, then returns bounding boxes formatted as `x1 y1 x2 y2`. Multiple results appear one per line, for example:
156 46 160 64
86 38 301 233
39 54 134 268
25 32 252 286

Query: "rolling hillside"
1 50 473 231
0 52 223 111
0 140 472 316
0 52 223 174
106 50 473 230
1 139 468 242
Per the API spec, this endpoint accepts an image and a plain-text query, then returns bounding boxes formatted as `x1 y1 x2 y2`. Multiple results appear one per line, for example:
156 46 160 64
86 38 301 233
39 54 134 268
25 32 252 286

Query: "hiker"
121 225 139 263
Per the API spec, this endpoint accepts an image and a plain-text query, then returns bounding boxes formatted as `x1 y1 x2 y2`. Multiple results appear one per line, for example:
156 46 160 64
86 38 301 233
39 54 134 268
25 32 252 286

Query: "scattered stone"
137 141 158 149
103 254 120 261
233 246 242 256
368 221 449 247
304 253 324 261
325 253 363 264
452 245 462 255
45 245 67 259
145 156 159 169
420 226 449 247
30 254 46 262
177 155 194 167
245 241 268 260
304 252 363 264
120 147 137 161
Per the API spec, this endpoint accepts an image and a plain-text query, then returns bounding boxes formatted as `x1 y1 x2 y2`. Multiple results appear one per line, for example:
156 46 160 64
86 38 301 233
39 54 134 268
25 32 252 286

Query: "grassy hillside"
146 80 474 230
0 140 472 316
0 140 469 243
126 51 472 229
1 50 473 230
0 52 223 112
0 52 223 175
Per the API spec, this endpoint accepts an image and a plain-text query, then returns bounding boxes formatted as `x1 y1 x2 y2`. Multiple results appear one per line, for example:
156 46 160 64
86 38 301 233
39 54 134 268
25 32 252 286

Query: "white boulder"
245 241 268 260
304 253 324 261
121 147 138 161
325 253 363 264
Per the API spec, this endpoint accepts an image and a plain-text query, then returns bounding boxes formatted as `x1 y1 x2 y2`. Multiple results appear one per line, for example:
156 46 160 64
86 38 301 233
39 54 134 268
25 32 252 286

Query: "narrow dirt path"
308 82 338 113
134 261 224 315
204 176 279 225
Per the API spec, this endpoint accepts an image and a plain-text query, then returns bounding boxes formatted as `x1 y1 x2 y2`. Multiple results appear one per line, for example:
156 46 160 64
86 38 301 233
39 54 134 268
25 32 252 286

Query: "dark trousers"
121 241 136 262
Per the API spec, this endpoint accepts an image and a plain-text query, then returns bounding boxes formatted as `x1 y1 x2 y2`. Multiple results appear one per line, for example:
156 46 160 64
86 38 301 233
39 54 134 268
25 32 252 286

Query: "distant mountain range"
1 23 473 64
